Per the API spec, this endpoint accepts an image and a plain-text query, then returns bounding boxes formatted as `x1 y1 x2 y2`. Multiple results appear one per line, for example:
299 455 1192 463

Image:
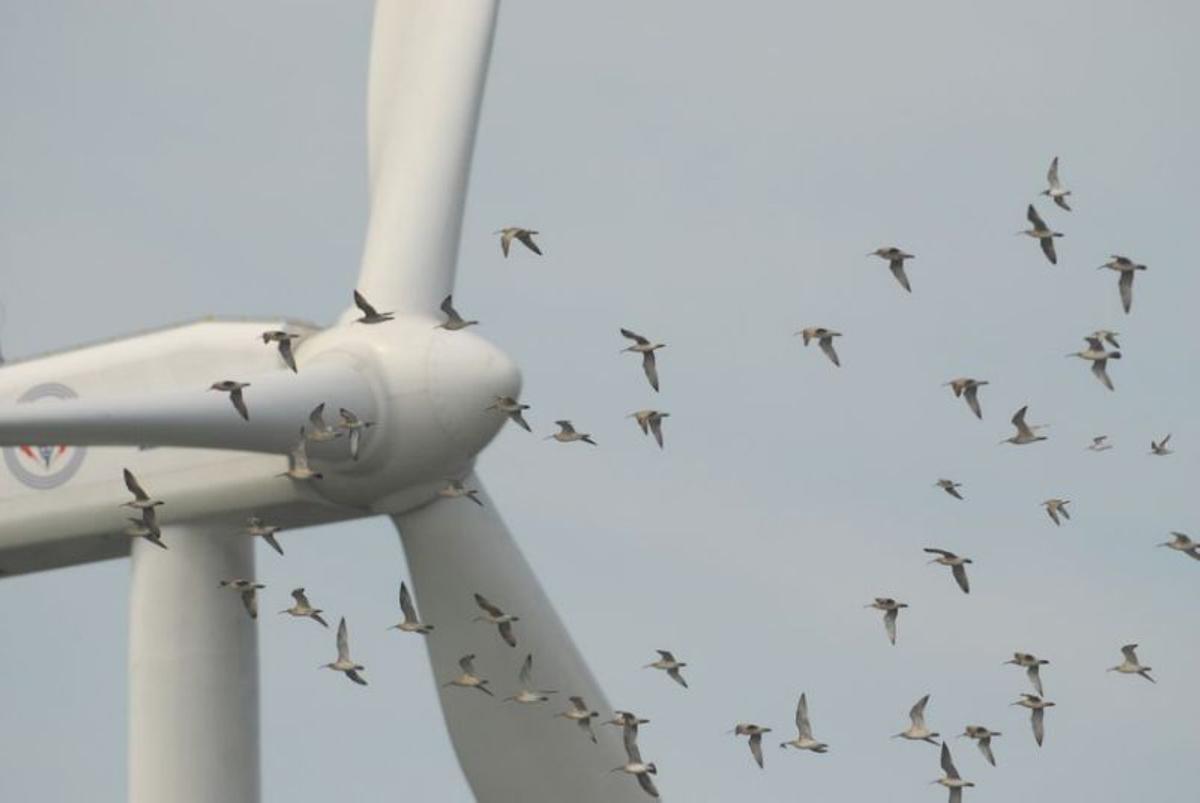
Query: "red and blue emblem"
3 383 87 489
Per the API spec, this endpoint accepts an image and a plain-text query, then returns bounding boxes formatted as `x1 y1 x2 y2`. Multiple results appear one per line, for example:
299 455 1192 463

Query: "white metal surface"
128 521 259 803
348 0 499 318
394 474 642 803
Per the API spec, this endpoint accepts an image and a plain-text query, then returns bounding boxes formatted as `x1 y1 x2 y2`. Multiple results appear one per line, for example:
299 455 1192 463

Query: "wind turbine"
0 3 637 801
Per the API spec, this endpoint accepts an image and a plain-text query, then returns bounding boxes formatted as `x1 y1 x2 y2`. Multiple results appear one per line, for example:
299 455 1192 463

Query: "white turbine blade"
129 522 259 803
393 473 640 801
0 362 373 454
348 0 500 319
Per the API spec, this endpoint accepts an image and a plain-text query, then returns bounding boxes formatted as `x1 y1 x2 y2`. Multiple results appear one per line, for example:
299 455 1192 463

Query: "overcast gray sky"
2 1 1199 800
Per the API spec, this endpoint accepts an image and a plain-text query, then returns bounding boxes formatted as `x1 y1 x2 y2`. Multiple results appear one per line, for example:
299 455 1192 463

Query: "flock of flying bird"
109 157 1188 801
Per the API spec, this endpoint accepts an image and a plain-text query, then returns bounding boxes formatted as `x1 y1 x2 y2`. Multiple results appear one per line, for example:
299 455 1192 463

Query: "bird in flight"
1041 156 1072 211
218 579 265 620
620 328 666 392
1098 256 1147 314
943 378 988 420
545 420 596 445
779 692 829 753
866 597 908 645
352 290 394 324
868 246 916 292
443 654 492 696
1108 644 1155 683
629 409 670 449
729 723 772 768
473 593 519 647
487 395 532 432
322 617 367 686
388 581 434 635
279 588 328 628
1000 405 1047 445
496 227 542 257
209 380 250 421
644 650 689 688
245 515 285 556
121 469 163 511
893 694 939 745
1004 652 1050 696
261 330 301 373
796 327 842 367
925 548 972 594
437 295 479 331
1019 205 1062 265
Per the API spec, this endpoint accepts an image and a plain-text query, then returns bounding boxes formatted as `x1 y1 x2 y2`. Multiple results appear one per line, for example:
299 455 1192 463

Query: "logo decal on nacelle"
3 383 87 490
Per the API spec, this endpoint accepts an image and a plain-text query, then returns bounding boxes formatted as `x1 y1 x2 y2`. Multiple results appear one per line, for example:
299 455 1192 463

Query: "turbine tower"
0 3 637 801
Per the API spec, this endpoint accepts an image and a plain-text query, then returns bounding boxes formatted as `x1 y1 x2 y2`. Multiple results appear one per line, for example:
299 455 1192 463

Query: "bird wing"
345 669 368 686
278 338 298 372
353 290 378 317
1046 156 1060 189
952 563 970 594
569 696 587 713
910 695 929 727
642 351 660 392
1046 505 1060 526
336 618 350 662
795 694 813 739
308 403 327 431
459 654 476 674
498 620 517 648
889 260 912 292
620 328 649 345
1039 236 1058 265
557 420 577 435
649 415 665 448
884 608 898 645
1092 359 1114 391
623 723 642 764
516 230 542 255
949 787 962 803
123 468 149 501
440 294 456 317
292 588 309 606
347 428 361 460
819 337 841 367
924 548 955 559
231 389 250 421
1084 335 1105 351
511 410 532 432
241 588 258 619
1118 270 1134 313
474 593 504 617
940 742 959 779
657 649 676 661
399 582 419 622
1032 708 1045 746
1027 204 1047 229
667 667 689 688
339 407 360 425
960 385 983 419
262 532 284 556
518 653 534 686
637 773 659 798
978 738 996 766
1026 665 1044 696
1121 644 1139 663
499 229 513 257
1012 406 1032 437
749 733 765 768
